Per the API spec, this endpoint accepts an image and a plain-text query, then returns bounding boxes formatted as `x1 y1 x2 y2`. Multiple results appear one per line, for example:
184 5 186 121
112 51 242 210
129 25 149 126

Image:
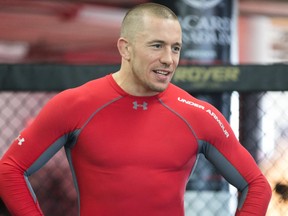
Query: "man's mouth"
153 70 170 76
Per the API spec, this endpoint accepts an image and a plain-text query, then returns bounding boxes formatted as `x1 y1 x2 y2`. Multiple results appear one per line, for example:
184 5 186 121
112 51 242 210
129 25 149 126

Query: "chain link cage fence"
0 64 288 216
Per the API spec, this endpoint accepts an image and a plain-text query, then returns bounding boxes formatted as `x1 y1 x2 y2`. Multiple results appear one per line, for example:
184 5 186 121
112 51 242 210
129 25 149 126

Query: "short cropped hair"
120 3 178 40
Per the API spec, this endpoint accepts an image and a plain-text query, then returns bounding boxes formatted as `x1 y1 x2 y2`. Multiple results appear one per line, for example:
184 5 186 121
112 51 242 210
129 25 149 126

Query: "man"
0 3 271 216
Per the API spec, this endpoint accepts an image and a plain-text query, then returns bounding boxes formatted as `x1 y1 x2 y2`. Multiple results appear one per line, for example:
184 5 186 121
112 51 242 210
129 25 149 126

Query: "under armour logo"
16 135 25 146
133 101 148 110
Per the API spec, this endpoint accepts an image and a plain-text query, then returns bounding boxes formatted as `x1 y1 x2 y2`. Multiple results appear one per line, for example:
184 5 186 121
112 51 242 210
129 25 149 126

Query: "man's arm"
200 139 271 215
0 133 68 215
198 105 272 215
0 92 72 216
0 142 44 215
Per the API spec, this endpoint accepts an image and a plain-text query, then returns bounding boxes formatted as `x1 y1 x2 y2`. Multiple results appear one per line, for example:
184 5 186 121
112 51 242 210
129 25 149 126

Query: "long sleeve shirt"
0 74 271 215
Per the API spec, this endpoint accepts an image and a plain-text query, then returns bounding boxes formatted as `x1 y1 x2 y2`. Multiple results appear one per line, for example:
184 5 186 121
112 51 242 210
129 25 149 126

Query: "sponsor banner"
172 64 288 92
1 64 288 92
173 0 237 64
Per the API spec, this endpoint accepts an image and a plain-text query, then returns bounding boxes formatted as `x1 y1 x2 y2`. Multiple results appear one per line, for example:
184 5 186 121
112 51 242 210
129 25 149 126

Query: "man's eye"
173 46 181 52
152 44 162 48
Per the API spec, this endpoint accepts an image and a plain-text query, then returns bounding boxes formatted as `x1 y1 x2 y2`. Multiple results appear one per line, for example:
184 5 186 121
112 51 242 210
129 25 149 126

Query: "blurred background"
0 0 287 65
1 0 288 215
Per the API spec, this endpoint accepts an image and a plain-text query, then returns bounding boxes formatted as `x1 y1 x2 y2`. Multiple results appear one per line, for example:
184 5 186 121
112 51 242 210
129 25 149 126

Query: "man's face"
127 15 182 96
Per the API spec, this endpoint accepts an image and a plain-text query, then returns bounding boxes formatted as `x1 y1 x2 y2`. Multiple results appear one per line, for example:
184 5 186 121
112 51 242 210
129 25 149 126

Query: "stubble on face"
128 16 181 95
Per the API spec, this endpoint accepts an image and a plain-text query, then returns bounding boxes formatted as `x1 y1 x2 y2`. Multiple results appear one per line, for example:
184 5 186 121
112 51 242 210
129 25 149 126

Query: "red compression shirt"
0 74 271 216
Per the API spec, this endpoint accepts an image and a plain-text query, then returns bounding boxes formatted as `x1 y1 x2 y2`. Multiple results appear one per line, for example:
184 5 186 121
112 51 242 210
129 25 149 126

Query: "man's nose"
160 49 173 66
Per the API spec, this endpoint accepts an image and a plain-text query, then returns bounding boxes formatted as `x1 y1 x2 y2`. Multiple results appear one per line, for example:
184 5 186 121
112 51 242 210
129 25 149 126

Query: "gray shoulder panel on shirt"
198 139 248 209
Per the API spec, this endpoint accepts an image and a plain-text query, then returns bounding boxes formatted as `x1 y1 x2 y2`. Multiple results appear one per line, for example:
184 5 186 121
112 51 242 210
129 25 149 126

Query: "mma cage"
0 63 288 216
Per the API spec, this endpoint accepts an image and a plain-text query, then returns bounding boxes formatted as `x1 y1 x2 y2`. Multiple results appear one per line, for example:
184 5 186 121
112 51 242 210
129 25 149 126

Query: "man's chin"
151 85 169 93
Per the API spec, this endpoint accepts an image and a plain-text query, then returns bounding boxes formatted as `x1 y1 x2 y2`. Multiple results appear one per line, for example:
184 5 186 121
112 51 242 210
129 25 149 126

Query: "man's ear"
117 37 130 60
